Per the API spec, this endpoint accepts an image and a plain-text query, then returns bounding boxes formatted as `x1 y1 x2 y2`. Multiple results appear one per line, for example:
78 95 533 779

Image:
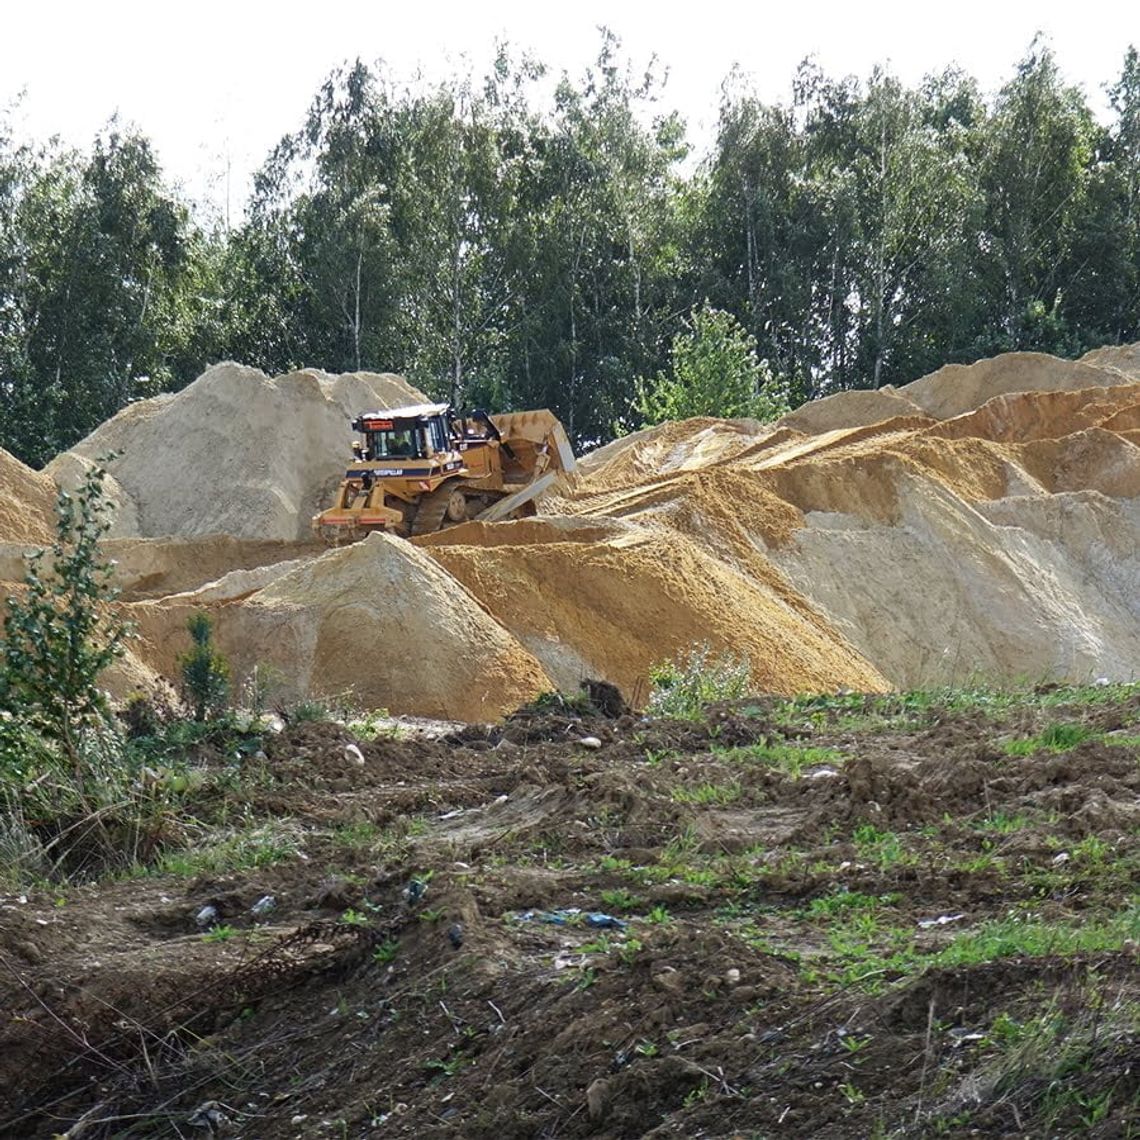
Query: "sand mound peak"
47 363 427 542
900 351 1129 420
125 533 551 722
0 447 56 546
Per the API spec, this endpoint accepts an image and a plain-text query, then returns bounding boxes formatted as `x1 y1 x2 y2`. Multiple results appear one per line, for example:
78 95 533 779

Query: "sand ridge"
3 348 1139 717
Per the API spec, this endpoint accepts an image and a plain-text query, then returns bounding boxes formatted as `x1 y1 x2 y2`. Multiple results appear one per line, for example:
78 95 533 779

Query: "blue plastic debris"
403 879 428 905
586 913 627 929
516 907 627 929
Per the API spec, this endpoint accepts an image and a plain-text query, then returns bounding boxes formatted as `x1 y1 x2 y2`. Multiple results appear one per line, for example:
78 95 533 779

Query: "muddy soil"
2 690 1139 1138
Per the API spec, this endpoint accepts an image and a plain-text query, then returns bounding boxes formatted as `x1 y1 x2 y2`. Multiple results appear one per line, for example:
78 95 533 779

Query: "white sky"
3 0 1138 221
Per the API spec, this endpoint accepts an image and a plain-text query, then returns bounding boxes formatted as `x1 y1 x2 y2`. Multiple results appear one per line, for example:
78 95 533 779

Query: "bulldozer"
313 403 576 541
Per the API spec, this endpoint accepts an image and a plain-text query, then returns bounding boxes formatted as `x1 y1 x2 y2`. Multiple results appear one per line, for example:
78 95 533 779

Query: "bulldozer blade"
475 472 558 523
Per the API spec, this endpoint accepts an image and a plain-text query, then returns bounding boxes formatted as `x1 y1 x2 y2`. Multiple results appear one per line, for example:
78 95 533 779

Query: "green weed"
647 644 751 720
202 924 238 943
671 780 742 805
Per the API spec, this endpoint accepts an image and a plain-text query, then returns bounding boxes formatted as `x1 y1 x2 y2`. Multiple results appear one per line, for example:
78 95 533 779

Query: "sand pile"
424 519 887 697
0 447 55 546
555 353 1140 690
124 533 551 722
897 351 1133 419
47 363 425 542
1080 343 1140 379
16 344 1140 718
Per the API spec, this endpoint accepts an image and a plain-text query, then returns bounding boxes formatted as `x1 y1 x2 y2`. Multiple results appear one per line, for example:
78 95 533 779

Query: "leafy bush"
636 303 792 426
0 460 197 884
647 643 752 720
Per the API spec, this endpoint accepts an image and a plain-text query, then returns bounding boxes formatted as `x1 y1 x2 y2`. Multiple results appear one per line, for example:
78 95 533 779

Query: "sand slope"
0 447 55 545
5 348 1139 717
47 363 425 541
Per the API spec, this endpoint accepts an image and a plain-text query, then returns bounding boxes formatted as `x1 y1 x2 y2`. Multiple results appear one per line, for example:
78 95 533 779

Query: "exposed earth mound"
124 533 552 723
3 685 1139 1138
0 446 55 545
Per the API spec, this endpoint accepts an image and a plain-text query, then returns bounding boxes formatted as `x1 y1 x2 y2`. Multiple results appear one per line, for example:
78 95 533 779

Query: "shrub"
178 612 230 722
0 458 128 773
647 643 752 720
636 303 792 426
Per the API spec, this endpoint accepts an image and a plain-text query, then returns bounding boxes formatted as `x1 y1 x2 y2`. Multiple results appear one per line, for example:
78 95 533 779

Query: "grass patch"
647 643 751 720
671 780 742 805
806 887 899 917
713 740 843 777
1004 721 1097 756
154 819 302 876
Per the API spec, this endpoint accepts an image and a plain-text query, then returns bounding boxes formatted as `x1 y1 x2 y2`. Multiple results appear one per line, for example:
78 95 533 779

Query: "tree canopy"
2 35 1139 464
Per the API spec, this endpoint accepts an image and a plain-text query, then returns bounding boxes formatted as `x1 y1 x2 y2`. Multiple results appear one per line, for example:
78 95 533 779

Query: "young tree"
178 612 230 722
0 459 128 773
636 302 790 424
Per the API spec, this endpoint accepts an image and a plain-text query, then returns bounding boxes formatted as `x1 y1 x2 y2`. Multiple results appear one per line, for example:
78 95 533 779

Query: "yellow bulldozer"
313 403 576 541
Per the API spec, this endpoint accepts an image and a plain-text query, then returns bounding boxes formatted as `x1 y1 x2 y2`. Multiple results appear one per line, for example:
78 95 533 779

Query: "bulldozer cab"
352 405 453 462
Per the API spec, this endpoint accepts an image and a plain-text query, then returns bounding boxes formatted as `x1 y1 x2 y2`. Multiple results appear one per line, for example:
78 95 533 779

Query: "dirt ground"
2 685 1139 1138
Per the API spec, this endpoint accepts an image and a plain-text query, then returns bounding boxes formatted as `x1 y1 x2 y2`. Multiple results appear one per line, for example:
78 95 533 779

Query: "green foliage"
373 938 399 964
636 302 791 425
0 460 128 769
671 780 743 805
177 612 230 722
4 42 1140 462
154 820 300 877
714 740 844 777
0 123 223 465
647 643 752 720
1005 721 1095 756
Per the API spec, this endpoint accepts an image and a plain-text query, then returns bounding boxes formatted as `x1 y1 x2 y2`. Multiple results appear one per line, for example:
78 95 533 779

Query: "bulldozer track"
410 483 458 537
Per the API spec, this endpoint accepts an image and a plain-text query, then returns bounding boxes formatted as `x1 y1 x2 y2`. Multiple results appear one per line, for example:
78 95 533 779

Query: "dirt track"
3 685 1139 1137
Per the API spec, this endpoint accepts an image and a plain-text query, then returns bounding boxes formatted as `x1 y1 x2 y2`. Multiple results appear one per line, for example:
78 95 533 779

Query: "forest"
2 33 1139 466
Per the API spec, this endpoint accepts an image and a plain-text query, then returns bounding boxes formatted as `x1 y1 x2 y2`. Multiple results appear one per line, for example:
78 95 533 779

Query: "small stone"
344 743 365 767
652 966 684 996
312 878 356 911
447 923 464 949
586 1078 611 1121
15 940 43 965
250 895 276 919
724 967 742 987
577 736 603 750
195 904 219 929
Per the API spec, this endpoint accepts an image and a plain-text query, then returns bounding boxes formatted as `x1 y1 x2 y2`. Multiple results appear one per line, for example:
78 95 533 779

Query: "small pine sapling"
179 612 230 721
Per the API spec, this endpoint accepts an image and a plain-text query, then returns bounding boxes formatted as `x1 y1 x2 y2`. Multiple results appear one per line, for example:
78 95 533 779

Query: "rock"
194 904 219 929
310 878 357 911
586 1078 611 1121
651 966 684 996
250 895 276 919
577 736 603 750
344 743 365 767
14 939 43 965
447 923 464 949
580 678 631 718
724 967 742 987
